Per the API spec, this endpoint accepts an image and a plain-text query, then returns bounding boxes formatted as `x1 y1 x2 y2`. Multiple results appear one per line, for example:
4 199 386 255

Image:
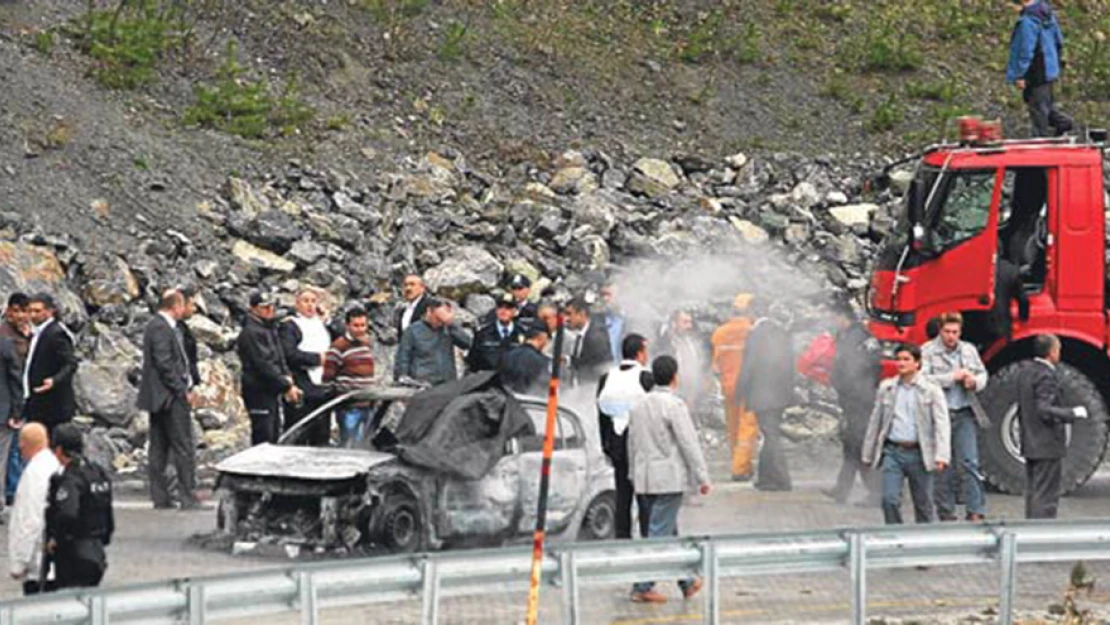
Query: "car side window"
520 407 570 452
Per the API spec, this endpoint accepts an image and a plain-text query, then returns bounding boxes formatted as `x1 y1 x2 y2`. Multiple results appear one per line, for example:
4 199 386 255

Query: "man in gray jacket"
393 299 472 386
862 344 950 525
628 355 711 604
922 312 989 521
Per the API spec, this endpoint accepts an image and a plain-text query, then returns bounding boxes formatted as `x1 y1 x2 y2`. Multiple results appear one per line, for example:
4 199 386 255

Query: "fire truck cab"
867 122 1110 495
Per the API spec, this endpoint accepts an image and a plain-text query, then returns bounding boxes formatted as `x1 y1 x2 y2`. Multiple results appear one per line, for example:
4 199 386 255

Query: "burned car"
214 373 616 554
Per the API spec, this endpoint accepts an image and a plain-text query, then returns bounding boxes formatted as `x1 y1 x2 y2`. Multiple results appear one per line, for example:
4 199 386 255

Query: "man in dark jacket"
238 291 301 445
138 290 200 510
1007 0 1071 137
468 296 524 373
394 299 472 386
987 257 1030 344
46 424 114 590
393 274 429 338
178 286 202 388
823 306 882 504
597 334 654 539
23 293 78 436
1018 334 1087 519
736 306 796 491
0 293 29 506
565 296 613 390
279 288 332 446
498 327 551 396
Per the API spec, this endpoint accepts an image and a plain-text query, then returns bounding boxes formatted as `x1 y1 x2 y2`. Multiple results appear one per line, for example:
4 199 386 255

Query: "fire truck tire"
980 361 1109 496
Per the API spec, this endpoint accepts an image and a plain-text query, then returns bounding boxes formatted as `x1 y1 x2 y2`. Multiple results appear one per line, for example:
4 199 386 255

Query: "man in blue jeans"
922 313 989 522
627 355 711 603
861 344 950 525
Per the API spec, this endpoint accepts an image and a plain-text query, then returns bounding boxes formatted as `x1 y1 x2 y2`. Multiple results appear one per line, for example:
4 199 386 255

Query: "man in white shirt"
8 422 60 594
395 274 429 337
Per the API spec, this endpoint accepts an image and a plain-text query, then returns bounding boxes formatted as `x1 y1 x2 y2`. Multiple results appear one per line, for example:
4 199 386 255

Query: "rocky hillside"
0 0 1109 482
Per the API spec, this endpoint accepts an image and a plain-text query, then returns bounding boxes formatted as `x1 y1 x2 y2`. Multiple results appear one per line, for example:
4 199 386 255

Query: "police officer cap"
496 293 516 309
510 274 532 289
53 423 84 456
249 290 276 307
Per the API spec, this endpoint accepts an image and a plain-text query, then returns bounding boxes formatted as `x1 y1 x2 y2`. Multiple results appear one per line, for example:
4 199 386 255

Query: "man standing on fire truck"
923 312 989 521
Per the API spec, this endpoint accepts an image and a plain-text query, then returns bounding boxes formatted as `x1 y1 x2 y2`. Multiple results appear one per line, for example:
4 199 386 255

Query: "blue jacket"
1006 1 1063 85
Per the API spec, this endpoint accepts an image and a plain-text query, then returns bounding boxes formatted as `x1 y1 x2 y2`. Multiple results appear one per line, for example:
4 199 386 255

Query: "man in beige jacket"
862 344 950 525
628 355 711 604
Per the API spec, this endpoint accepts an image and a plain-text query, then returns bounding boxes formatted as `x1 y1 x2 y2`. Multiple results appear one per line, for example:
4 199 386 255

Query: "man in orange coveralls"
711 293 758 482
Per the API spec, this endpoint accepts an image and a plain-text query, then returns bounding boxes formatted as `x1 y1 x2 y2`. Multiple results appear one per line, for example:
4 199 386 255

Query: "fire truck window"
932 171 994 249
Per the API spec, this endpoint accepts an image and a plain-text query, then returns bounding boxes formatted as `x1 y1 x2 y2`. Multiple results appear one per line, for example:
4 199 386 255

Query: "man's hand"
1016 79 1026 90
699 483 712 496
1074 406 1090 420
962 376 977 390
285 386 304 403
46 539 56 554
33 378 54 394
935 461 948 473
186 392 198 408
9 572 23 580
7 417 22 430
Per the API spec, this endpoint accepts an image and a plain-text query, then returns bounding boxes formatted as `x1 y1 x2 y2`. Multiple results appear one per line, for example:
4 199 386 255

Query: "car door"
516 404 587 535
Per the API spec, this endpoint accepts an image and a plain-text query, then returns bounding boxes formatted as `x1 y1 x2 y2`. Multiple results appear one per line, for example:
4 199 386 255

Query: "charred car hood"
216 444 397 481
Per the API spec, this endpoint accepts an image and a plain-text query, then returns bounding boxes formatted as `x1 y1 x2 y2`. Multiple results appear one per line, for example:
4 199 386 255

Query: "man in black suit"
565 296 613 390
138 290 200 510
508 274 538 326
468 296 524 373
1018 334 1088 519
499 327 551 396
178 286 202 388
393 274 429 338
736 304 796 492
23 293 77 436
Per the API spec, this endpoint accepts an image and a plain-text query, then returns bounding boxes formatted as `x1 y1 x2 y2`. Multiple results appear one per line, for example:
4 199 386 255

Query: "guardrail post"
998 532 1017 625
421 558 440 625
298 572 318 625
702 541 719 625
560 551 580 625
188 584 206 625
89 595 108 625
849 533 867 625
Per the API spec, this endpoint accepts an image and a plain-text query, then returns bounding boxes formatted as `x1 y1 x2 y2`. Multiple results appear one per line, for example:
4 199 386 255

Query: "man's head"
27 293 57 326
621 333 649 365
294 288 320 318
249 291 277 320
52 422 83 465
180 285 198 320
564 297 591 331
652 355 679 389
599 282 618 311
1011 0 1034 13
5 292 29 327
925 317 942 341
18 422 48 461
732 292 754 316
524 326 548 352
537 302 558 333
495 296 516 325
424 298 450 328
938 312 963 349
671 310 694 335
345 307 370 340
895 343 923 378
509 274 532 304
159 289 186 320
402 274 426 303
1033 333 1062 364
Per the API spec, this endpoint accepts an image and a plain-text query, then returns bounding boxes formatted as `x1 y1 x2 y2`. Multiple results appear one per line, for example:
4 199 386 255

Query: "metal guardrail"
3 520 1110 625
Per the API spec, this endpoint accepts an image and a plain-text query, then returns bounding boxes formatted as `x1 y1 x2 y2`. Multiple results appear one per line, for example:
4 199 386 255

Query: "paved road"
4 441 1110 623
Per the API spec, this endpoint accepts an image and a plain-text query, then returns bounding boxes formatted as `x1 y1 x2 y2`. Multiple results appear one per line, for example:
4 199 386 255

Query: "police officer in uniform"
45 423 114 590
467 295 524 373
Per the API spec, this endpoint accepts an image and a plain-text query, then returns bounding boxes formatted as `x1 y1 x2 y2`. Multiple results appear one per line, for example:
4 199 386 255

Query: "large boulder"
186 315 239 352
0 242 87 328
425 246 504 299
828 204 878 228
230 240 295 274
75 362 139 427
81 253 140 307
226 177 271 217
246 211 304 254
193 359 246 426
569 191 620 238
626 158 681 197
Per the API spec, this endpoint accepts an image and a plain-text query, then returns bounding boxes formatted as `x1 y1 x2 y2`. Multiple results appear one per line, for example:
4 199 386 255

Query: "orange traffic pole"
525 312 566 625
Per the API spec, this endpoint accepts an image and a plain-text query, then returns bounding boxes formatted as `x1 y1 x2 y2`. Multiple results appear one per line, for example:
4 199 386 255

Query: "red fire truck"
867 121 1109 495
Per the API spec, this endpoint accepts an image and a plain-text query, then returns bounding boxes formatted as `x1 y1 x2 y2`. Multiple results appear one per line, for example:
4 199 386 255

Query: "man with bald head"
8 423 60 594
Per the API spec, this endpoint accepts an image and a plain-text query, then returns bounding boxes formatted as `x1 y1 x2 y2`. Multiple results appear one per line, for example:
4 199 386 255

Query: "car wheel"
378 493 424 553
578 492 616 541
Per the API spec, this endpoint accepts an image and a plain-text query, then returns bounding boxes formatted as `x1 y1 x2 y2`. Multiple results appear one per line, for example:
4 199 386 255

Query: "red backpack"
797 332 837 385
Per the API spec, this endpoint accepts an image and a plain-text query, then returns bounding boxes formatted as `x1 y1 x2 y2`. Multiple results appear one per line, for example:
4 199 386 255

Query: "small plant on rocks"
75 0 186 89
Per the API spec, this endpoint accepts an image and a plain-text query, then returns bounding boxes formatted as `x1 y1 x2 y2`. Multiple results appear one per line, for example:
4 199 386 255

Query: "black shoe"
731 473 753 483
179 496 205 511
937 513 958 522
820 488 848 504
754 482 792 492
